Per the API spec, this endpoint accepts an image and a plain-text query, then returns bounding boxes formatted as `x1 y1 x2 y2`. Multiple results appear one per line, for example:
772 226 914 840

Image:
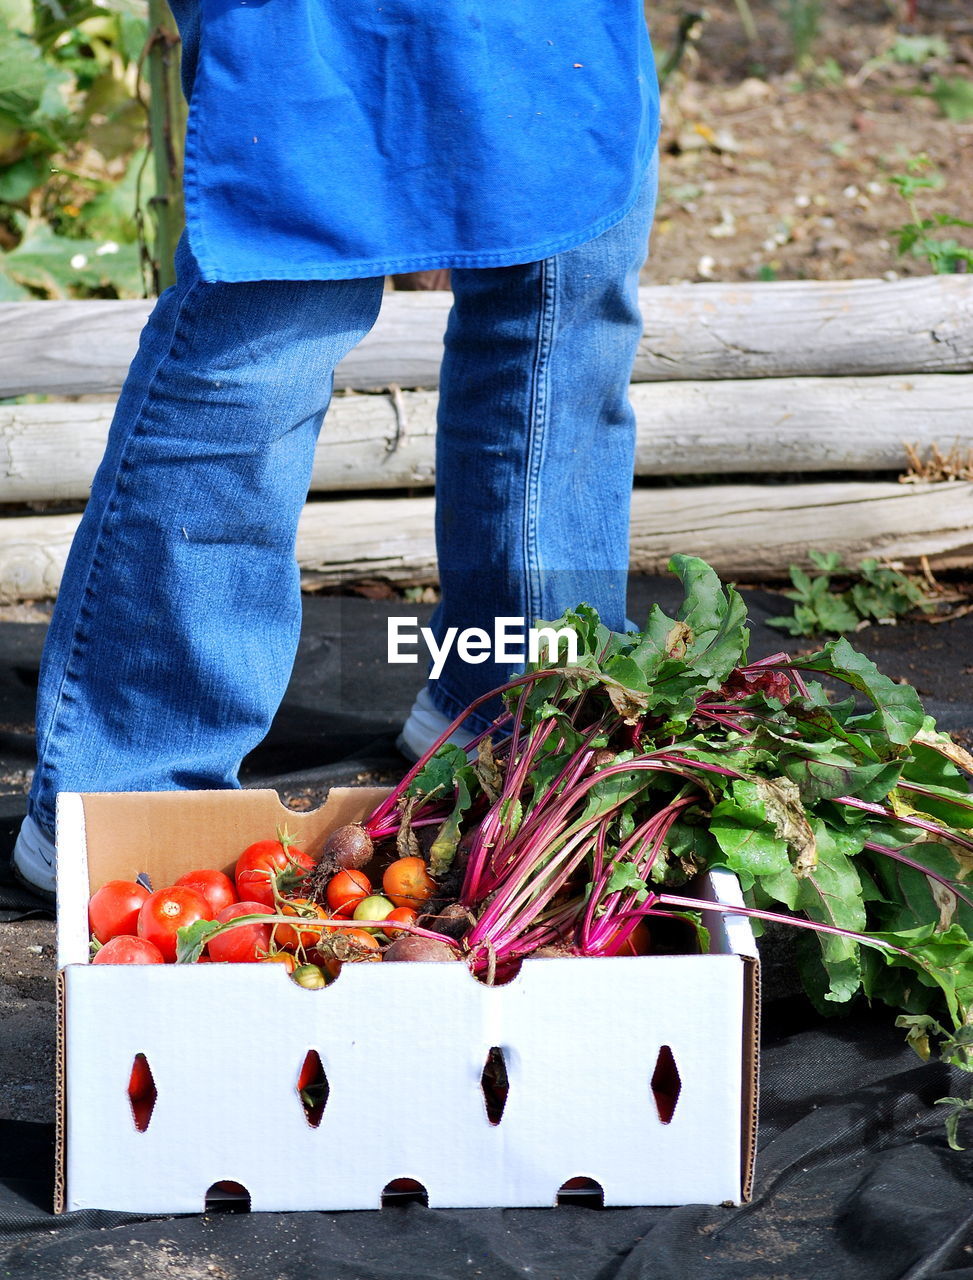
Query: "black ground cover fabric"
2 1000 973 1278
1 580 970 820
1 578 971 1276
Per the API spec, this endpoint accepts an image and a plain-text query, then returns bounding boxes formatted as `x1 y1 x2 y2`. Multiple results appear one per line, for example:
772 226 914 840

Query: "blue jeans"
28 153 657 833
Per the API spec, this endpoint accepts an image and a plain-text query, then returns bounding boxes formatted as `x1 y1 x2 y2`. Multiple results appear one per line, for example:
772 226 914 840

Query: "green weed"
889 154 973 275
767 551 937 638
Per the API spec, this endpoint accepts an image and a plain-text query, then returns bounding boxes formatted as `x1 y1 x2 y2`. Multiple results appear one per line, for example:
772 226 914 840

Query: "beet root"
417 902 474 941
533 942 575 958
383 936 460 963
324 823 374 870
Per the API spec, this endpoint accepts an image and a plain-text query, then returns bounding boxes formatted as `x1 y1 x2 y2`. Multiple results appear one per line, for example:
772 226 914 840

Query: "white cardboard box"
55 787 759 1214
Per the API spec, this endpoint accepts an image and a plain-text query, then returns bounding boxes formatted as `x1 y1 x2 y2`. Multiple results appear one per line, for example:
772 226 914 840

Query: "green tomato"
352 894 395 934
291 963 327 990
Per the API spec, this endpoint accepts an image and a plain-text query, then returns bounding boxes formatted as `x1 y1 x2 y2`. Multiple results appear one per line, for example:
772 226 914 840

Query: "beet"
324 823 373 870
383 936 459 963
532 942 575 958
417 902 474 940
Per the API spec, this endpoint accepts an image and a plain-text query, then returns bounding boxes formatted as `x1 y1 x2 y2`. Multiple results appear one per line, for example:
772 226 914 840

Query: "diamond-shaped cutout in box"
297 1049 329 1128
480 1046 509 1125
651 1044 682 1124
127 1053 156 1132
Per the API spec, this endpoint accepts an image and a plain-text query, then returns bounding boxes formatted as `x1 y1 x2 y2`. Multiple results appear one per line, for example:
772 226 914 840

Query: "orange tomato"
275 898 330 951
385 906 419 932
624 919 652 956
317 925 381 978
382 856 436 909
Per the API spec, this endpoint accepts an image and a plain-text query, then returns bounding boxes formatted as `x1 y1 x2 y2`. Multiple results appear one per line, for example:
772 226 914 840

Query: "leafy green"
767 552 936 637
890 154 973 274
407 740 478 877
606 862 650 900
379 554 973 1076
935 1095 973 1150
407 741 471 802
176 918 224 965
928 75 973 122
760 821 867 1002
795 638 925 746
428 763 476 877
669 554 751 681
0 0 156 298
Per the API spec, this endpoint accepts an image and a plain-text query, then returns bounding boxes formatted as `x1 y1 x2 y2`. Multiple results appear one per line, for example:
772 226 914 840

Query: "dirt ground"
2 0 972 1127
0 920 56 1124
644 0 973 286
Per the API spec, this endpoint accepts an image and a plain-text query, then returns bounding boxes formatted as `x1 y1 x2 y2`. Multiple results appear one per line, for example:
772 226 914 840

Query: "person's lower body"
15 153 658 892
16 238 385 893
407 150 659 740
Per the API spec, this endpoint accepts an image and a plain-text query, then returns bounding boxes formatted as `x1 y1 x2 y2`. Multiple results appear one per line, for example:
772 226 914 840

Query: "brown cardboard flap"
78 787 390 892
741 954 761 1203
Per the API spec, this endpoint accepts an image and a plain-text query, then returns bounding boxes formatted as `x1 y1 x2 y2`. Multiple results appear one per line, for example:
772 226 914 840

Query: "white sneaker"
11 813 57 901
396 686 478 763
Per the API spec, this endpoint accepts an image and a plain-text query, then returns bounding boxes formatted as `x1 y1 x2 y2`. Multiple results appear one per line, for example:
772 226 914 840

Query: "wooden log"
2 276 971 398
4 374 971 502
0 402 118 501
634 276 973 383
0 391 440 501
625 480 973 579
2 480 970 600
627 373 973 475
0 512 81 602
0 300 153 399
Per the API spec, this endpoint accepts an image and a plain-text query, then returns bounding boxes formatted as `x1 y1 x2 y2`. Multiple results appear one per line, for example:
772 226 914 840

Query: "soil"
641 0 973 286
0 919 56 1125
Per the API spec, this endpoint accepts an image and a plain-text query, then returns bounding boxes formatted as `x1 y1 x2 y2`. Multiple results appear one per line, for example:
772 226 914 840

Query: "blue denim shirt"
169 0 660 281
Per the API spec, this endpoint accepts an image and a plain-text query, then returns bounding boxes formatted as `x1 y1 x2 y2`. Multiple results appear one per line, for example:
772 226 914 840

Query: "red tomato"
128 1054 154 1101
131 1094 154 1132
207 901 273 964
174 868 237 917
88 880 151 945
382 856 437 909
137 886 212 963
235 837 314 908
325 869 371 916
385 906 419 932
625 919 652 956
297 1053 321 1093
262 951 298 974
92 935 165 965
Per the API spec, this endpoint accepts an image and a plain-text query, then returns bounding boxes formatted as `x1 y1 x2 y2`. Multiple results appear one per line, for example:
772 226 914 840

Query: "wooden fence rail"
2 481 972 601
3 373 972 503
2 276 972 398
1 275 971 600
